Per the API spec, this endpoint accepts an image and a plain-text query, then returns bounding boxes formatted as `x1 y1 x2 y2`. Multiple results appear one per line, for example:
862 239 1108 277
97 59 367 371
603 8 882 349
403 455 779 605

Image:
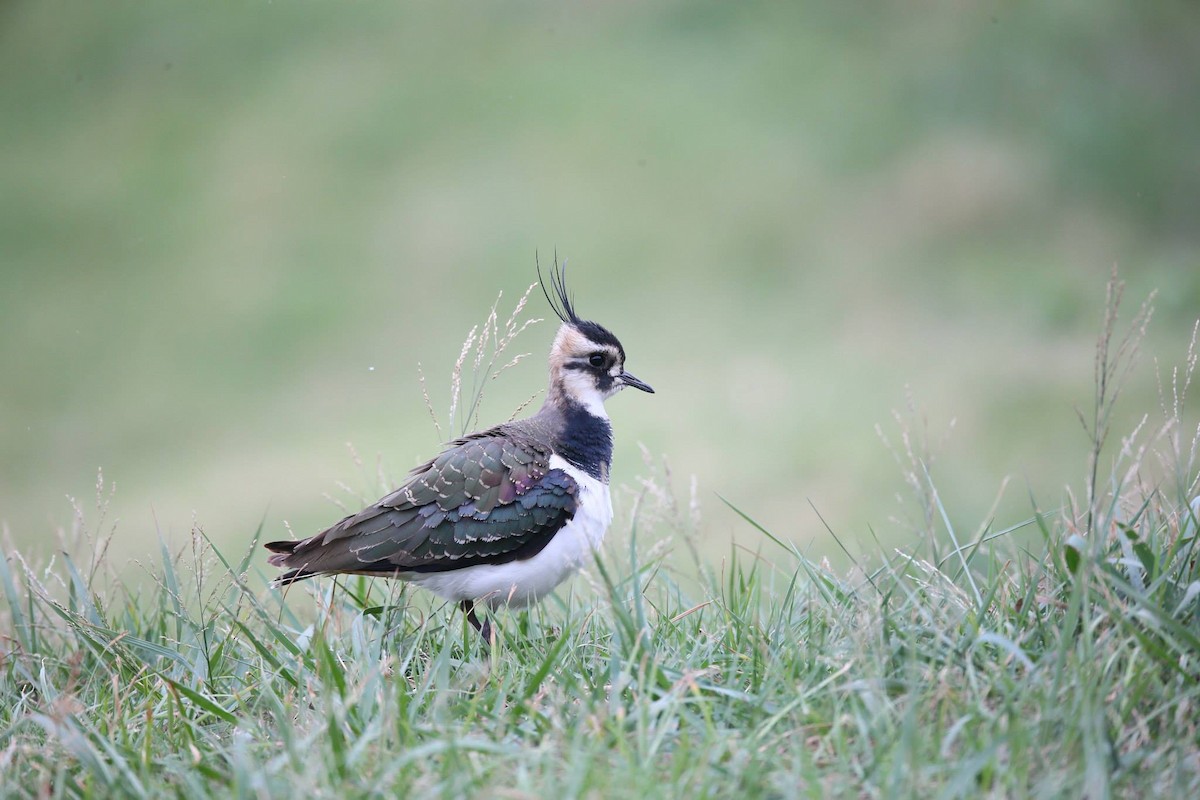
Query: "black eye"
588 353 606 368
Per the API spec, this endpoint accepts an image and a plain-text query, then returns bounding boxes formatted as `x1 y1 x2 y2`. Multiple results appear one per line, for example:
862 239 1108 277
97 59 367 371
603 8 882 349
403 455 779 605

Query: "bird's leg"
460 600 494 647
461 599 482 631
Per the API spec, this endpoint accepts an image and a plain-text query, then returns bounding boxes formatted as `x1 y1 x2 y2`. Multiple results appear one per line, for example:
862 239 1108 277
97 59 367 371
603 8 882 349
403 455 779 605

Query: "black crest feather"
537 253 580 325
534 252 626 358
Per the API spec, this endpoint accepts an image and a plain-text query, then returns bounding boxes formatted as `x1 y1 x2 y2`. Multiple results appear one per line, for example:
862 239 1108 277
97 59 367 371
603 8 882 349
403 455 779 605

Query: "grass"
2 276 1200 798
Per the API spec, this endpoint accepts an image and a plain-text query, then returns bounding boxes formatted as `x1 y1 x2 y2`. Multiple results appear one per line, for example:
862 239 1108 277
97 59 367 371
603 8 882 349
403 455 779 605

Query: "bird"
264 261 654 643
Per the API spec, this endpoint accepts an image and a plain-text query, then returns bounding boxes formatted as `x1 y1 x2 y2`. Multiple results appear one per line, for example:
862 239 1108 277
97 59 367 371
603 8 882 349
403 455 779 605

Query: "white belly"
404 456 613 608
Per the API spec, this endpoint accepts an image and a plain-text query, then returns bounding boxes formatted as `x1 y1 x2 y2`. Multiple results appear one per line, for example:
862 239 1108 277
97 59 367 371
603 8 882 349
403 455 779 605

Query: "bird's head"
538 258 654 417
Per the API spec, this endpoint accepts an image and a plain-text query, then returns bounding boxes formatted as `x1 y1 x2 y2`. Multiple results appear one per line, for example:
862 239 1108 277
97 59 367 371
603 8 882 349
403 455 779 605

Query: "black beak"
620 371 655 393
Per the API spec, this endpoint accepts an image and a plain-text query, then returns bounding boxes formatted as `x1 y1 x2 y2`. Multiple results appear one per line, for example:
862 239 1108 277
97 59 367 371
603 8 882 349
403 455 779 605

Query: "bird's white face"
548 323 653 417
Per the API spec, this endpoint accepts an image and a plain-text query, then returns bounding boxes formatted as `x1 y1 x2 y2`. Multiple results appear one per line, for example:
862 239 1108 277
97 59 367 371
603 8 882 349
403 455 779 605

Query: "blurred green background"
2 2 1198 568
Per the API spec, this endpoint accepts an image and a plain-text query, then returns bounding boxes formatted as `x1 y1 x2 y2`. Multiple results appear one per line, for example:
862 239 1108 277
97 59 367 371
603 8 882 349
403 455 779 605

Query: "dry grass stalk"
441 283 543 438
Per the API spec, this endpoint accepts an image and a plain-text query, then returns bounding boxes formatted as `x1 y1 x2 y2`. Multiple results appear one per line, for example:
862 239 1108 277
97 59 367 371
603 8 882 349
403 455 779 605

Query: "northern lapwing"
265 261 654 643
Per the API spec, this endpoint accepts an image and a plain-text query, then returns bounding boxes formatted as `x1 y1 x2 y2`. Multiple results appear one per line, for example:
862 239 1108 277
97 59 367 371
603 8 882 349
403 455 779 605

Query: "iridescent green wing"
270 428 577 581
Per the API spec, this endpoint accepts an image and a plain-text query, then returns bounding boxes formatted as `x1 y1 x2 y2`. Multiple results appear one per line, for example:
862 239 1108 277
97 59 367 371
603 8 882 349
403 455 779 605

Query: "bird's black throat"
555 401 614 481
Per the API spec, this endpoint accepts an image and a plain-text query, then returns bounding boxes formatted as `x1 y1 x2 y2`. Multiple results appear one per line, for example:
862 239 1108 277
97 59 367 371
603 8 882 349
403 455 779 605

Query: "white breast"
404 455 613 609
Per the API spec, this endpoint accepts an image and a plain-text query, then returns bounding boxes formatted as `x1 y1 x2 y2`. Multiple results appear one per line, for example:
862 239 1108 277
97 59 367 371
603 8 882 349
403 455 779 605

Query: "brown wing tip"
265 540 300 570
265 537 295 556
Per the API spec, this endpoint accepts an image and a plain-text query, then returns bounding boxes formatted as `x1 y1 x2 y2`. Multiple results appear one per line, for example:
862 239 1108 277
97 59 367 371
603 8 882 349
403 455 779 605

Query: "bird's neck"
545 373 609 420
538 395 614 483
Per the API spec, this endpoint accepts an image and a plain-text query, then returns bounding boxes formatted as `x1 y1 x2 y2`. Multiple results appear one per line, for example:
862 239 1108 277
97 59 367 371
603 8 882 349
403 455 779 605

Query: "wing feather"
266 426 577 580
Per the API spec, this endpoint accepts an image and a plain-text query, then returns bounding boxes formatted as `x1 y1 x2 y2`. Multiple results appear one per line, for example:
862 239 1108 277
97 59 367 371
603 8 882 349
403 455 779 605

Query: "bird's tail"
264 540 317 586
